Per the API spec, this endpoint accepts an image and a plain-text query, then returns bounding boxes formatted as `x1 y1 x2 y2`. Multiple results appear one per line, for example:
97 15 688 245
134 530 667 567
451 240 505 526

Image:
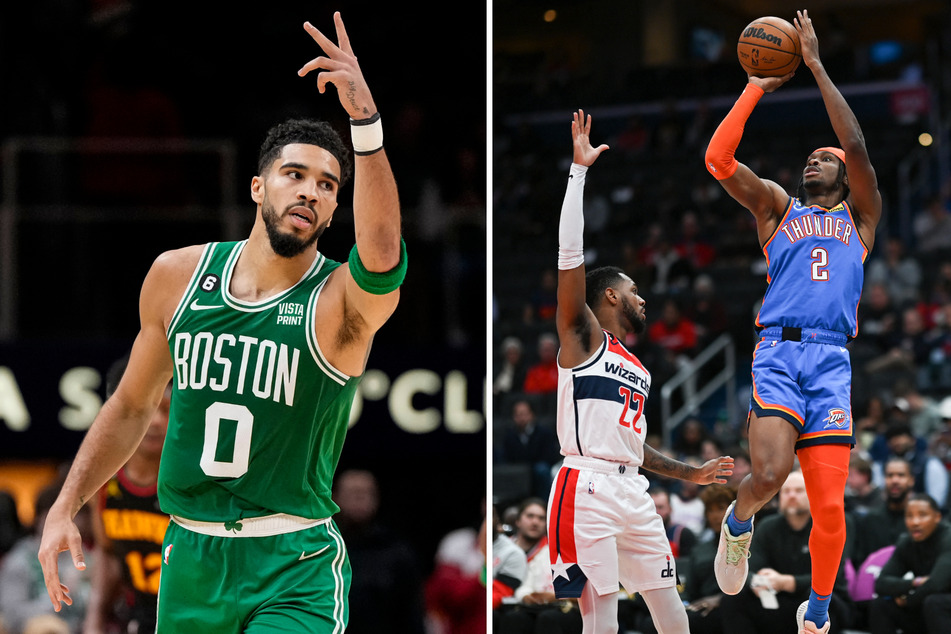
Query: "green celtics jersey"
160 241 359 522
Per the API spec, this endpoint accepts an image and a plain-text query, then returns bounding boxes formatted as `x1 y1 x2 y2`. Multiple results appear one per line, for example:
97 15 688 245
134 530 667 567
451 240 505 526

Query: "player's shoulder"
141 244 212 300
150 244 210 275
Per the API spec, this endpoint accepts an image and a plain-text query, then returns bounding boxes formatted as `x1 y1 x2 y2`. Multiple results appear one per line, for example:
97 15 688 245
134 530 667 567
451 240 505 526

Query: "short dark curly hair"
585 265 628 309
256 118 352 185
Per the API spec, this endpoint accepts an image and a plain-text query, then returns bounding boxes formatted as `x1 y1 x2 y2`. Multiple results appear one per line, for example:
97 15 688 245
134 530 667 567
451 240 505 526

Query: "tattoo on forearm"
642 445 694 480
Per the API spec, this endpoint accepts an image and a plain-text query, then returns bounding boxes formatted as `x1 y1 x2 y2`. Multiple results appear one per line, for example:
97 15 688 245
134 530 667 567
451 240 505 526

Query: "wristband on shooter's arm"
348 237 407 294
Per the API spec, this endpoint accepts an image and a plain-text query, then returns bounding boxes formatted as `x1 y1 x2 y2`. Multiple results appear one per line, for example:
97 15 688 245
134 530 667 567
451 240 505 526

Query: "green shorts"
156 515 351 633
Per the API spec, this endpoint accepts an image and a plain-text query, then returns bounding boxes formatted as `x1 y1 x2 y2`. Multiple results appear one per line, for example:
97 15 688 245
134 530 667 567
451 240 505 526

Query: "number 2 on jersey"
618 386 645 433
811 247 829 281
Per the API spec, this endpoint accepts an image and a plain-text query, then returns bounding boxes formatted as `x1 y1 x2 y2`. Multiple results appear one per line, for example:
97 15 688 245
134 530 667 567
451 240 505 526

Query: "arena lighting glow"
919 132 934 147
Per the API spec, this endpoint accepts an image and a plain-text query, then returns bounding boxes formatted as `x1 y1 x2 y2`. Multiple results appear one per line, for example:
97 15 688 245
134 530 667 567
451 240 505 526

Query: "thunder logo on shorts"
823 408 849 429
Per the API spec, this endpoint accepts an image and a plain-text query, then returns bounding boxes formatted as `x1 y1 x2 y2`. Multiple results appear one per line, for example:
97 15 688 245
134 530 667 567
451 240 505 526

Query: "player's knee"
811 497 845 521
749 468 786 499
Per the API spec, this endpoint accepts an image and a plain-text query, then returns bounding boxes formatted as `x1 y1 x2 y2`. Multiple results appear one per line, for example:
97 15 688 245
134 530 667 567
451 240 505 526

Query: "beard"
262 197 327 258
621 295 647 334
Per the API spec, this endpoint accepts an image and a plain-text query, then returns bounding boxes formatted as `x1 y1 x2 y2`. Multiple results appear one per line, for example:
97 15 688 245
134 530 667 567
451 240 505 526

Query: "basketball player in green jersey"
38 11 406 632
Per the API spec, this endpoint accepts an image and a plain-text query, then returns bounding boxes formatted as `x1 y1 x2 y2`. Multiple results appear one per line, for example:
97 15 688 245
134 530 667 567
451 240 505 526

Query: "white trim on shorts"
170 513 329 538
562 455 639 476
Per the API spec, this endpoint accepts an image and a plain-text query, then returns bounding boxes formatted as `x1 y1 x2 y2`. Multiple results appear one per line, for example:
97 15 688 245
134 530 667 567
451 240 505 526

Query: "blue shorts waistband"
759 326 849 346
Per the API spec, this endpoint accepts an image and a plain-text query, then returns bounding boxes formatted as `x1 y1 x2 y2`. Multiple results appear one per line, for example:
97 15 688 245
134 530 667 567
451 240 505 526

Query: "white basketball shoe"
796 600 831 634
714 500 753 595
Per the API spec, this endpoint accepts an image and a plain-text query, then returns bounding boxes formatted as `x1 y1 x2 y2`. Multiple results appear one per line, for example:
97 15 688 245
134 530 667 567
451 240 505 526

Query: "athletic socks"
804 589 831 627
725 507 753 536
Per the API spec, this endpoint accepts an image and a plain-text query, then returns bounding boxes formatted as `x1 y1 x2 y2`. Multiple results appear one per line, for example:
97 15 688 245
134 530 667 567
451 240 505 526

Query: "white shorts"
547 456 676 598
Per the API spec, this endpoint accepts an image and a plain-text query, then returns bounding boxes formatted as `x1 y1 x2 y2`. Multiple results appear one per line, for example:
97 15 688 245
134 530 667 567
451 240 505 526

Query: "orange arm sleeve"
704 83 765 180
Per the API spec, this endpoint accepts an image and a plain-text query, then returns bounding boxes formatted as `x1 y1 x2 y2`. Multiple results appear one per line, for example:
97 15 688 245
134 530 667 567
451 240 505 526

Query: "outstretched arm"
641 444 734 484
556 110 609 367
704 71 794 245
299 12 402 332
795 9 882 245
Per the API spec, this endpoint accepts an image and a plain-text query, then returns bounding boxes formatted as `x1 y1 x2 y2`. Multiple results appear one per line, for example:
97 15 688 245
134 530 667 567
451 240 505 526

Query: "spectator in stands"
648 297 700 407
717 470 855 634
727 447 753 491
929 397 951 472
651 486 698 564
495 498 558 634
681 484 738 634
672 417 710 461
333 469 426 634
892 379 945 440
685 274 729 349
922 299 951 391
641 226 693 295
493 335 528 399
855 394 890 452
870 423 948 512
856 282 900 356
649 297 699 360
425 499 486 634
510 498 552 601
845 452 882 518
700 437 726 464
865 305 933 379
492 505 527 610
870 492 951 634
670 457 708 537
0 485 92 634
527 268 559 325
674 210 716 272
913 194 951 255
853 456 915 568
500 397 561 499
865 236 922 308
522 332 559 395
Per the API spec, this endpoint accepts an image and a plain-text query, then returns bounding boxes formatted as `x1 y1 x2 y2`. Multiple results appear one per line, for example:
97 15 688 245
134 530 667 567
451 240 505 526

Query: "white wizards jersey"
556 330 650 465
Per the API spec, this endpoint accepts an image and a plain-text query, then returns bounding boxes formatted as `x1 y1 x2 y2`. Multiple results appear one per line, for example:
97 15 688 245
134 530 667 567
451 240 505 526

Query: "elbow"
704 148 736 181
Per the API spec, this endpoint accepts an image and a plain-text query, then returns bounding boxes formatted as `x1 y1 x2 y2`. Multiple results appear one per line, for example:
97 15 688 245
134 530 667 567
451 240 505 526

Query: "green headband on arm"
348 237 408 295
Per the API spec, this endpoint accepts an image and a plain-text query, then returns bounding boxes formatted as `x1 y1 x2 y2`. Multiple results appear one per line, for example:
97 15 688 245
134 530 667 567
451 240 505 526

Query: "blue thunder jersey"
160 241 361 522
755 197 869 337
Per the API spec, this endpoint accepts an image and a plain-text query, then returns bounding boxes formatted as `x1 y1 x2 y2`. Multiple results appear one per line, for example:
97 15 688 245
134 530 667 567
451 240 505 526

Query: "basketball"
737 16 801 77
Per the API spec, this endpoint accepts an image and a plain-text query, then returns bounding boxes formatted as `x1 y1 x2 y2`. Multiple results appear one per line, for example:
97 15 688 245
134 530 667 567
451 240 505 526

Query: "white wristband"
350 113 383 155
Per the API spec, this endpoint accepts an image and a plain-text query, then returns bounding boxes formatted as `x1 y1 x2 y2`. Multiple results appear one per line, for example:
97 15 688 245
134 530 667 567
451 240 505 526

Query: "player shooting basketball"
704 10 882 634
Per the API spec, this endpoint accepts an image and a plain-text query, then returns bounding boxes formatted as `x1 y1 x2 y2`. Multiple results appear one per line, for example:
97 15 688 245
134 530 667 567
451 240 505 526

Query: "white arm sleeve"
557 163 588 270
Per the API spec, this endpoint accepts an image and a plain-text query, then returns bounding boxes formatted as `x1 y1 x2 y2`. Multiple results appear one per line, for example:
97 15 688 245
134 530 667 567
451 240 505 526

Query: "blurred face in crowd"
515 502 547 542
779 471 810 518
651 491 671 525
887 430 917 457
512 401 534 431
706 499 732 533
884 460 914 503
905 499 941 542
